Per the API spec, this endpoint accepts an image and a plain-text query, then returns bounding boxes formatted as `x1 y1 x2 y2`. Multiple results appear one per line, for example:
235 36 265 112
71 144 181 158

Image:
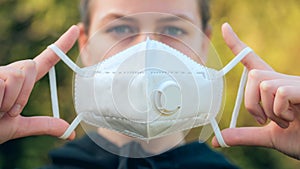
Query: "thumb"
212 127 273 148
222 23 273 71
13 116 75 140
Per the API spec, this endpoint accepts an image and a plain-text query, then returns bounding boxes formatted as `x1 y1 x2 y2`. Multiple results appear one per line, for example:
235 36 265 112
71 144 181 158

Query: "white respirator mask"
48 37 252 148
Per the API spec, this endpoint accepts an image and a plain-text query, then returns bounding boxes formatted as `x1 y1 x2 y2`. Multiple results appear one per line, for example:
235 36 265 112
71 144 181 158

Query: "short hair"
80 0 211 34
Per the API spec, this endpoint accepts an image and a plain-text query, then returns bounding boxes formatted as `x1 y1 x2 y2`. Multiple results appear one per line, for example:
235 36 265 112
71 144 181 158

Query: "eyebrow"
96 12 196 29
99 13 138 27
156 15 195 23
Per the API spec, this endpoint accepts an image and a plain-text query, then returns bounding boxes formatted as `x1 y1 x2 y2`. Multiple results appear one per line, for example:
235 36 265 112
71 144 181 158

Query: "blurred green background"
0 0 299 168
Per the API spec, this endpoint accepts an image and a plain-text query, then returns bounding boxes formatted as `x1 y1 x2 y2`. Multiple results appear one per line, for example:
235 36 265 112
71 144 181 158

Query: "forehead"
89 0 201 27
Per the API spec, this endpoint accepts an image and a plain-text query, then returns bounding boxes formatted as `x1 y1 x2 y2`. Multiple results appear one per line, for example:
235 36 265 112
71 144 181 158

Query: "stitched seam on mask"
95 71 200 74
81 112 211 139
83 114 208 123
93 71 207 80
79 112 145 139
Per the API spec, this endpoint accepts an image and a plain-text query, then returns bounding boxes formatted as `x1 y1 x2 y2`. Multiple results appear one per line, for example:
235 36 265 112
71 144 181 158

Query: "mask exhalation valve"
153 80 181 115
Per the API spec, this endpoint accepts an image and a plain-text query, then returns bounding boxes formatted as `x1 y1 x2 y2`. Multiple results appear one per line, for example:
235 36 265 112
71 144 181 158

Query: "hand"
212 23 300 160
0 25 79 144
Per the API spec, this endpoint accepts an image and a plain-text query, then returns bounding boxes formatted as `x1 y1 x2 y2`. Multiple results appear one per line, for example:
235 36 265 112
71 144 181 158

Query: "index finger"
222 23 273 71
33 25 80 81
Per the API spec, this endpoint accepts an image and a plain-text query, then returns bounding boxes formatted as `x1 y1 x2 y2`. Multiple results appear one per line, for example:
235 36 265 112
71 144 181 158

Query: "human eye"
161 26 187 37
106 25 137 36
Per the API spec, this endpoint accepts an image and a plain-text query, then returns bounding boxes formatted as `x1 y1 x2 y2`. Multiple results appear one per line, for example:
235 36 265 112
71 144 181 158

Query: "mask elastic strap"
49 67 60 118
210 118 229 147
216 47 252 77
212 47 253 147
47 44 84 140
59 113 83 139
230 68 248 128
48 44 84 76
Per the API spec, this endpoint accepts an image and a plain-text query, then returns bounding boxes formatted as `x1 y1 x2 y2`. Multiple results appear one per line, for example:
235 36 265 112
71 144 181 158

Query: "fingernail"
226 22 231 28
255 116 266 125
8 104 22 117
223 22 232 31
277 121 289 129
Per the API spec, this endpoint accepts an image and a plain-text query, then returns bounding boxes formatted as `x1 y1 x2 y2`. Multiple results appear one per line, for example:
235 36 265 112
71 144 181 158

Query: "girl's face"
79 0 209 66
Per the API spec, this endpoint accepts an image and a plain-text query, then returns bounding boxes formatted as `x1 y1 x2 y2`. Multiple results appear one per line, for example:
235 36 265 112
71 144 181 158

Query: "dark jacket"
40 133 239 169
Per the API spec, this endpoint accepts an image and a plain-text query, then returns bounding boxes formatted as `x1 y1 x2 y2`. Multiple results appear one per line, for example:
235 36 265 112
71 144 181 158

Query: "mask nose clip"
153 81 181 115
